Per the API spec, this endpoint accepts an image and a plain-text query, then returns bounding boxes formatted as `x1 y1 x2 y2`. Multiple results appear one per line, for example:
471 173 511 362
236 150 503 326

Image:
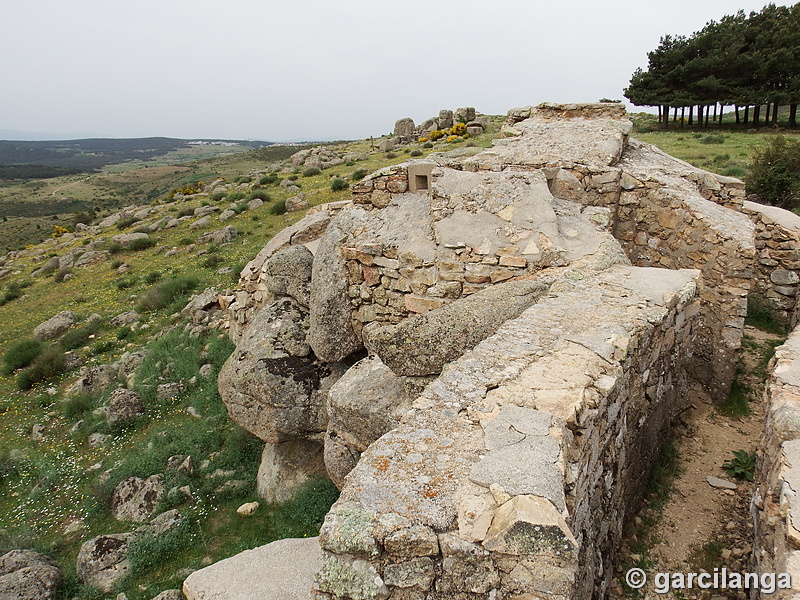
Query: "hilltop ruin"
191 103 800 600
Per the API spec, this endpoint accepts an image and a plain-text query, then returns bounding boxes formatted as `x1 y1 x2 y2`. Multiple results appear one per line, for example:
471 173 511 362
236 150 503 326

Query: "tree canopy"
624 3 800 128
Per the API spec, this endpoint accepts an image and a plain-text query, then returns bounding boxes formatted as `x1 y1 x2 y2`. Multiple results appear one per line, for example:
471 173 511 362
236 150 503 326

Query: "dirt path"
611 326 783 600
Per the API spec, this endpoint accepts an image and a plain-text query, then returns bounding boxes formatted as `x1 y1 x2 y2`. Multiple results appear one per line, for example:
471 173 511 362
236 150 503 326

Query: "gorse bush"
2 338 44 374
747 135 800 210
137 276 198 312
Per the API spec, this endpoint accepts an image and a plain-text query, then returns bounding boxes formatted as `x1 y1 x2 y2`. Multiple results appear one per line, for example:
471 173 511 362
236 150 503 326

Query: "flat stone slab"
706 476 737 490
183 537 320 600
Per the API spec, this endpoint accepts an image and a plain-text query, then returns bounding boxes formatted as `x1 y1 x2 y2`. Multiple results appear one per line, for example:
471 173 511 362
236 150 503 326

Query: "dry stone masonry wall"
753 329 800 598
207 103 800 599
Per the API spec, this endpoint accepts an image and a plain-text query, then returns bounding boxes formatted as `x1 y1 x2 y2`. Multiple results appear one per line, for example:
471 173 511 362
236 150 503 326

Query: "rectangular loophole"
415 174 429 190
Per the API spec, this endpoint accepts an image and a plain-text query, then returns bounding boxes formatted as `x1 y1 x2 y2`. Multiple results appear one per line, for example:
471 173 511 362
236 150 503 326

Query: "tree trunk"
719 104 724 127
753 105 761 127
657 105 662 123
688 105 694 126
790 103 798 128
673 106 678 122
744 105 749 124
765 102 771 124
664 105 670 128
735 105 740 124
705 105 710 127
772 103 779 125
680 107 685 128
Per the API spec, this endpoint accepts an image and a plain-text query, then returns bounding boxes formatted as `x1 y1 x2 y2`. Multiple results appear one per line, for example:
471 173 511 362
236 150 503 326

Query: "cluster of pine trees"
624 3 799 128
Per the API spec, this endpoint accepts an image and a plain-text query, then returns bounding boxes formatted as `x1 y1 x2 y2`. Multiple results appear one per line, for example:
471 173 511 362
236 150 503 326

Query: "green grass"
619 439 681 597
745 292 789 335
635 124 800 180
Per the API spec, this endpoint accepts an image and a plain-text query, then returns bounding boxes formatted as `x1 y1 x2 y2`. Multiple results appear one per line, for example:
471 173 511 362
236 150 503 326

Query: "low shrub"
115 217 141 230
259 174 279 186
134 225 152 234
410 149 422 157
115 276 138 290
351 168 368 181
59 319 104 351
128 236 155 252
128 520 194 575
269 199 286 215
2 338 44 374
176 207 195 218
17 346 66 390
272 478 340 537
423 142 433 149
202 255 223 269
722 166 748 178
137 276 199 312
247 189 271 202
745 292 788 334
210 190 226 202
63 394 93 420
53 267 74 283
110 260 123 270
107 243 123 255
385 152 397 159
330 178 349 192
303 167 321 177
227 192 246 202
747 135 800 209
700 134 726 145
143 271 162 284
0 282 25 306
234 176 252 184
429 130 446 141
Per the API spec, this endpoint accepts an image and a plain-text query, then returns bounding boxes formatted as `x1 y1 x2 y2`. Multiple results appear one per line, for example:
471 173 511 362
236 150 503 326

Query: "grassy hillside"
0 121 504 600
0 138 271 178
0 145 307 252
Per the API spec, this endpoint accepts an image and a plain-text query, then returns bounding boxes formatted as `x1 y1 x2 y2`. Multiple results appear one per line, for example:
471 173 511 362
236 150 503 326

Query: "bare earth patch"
612 326 783 600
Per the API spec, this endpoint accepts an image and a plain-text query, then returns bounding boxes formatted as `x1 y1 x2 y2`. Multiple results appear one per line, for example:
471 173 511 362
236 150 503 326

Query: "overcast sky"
0 0 788 142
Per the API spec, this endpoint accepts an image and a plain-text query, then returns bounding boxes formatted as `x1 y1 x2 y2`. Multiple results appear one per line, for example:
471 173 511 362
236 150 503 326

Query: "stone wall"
742 201 800 327
312 265 702 600
752 328 800 598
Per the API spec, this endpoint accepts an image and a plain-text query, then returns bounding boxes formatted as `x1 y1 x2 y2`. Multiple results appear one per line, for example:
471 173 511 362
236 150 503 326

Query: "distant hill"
0 137 273 180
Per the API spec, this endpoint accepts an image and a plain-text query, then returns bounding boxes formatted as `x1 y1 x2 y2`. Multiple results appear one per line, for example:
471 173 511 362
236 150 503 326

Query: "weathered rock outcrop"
32 311 77 341
0 550 62 600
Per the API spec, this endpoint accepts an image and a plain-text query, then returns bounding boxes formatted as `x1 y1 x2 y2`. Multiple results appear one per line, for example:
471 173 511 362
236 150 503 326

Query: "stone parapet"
752 328 800 598
312 265 701 600
742 200 800 327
